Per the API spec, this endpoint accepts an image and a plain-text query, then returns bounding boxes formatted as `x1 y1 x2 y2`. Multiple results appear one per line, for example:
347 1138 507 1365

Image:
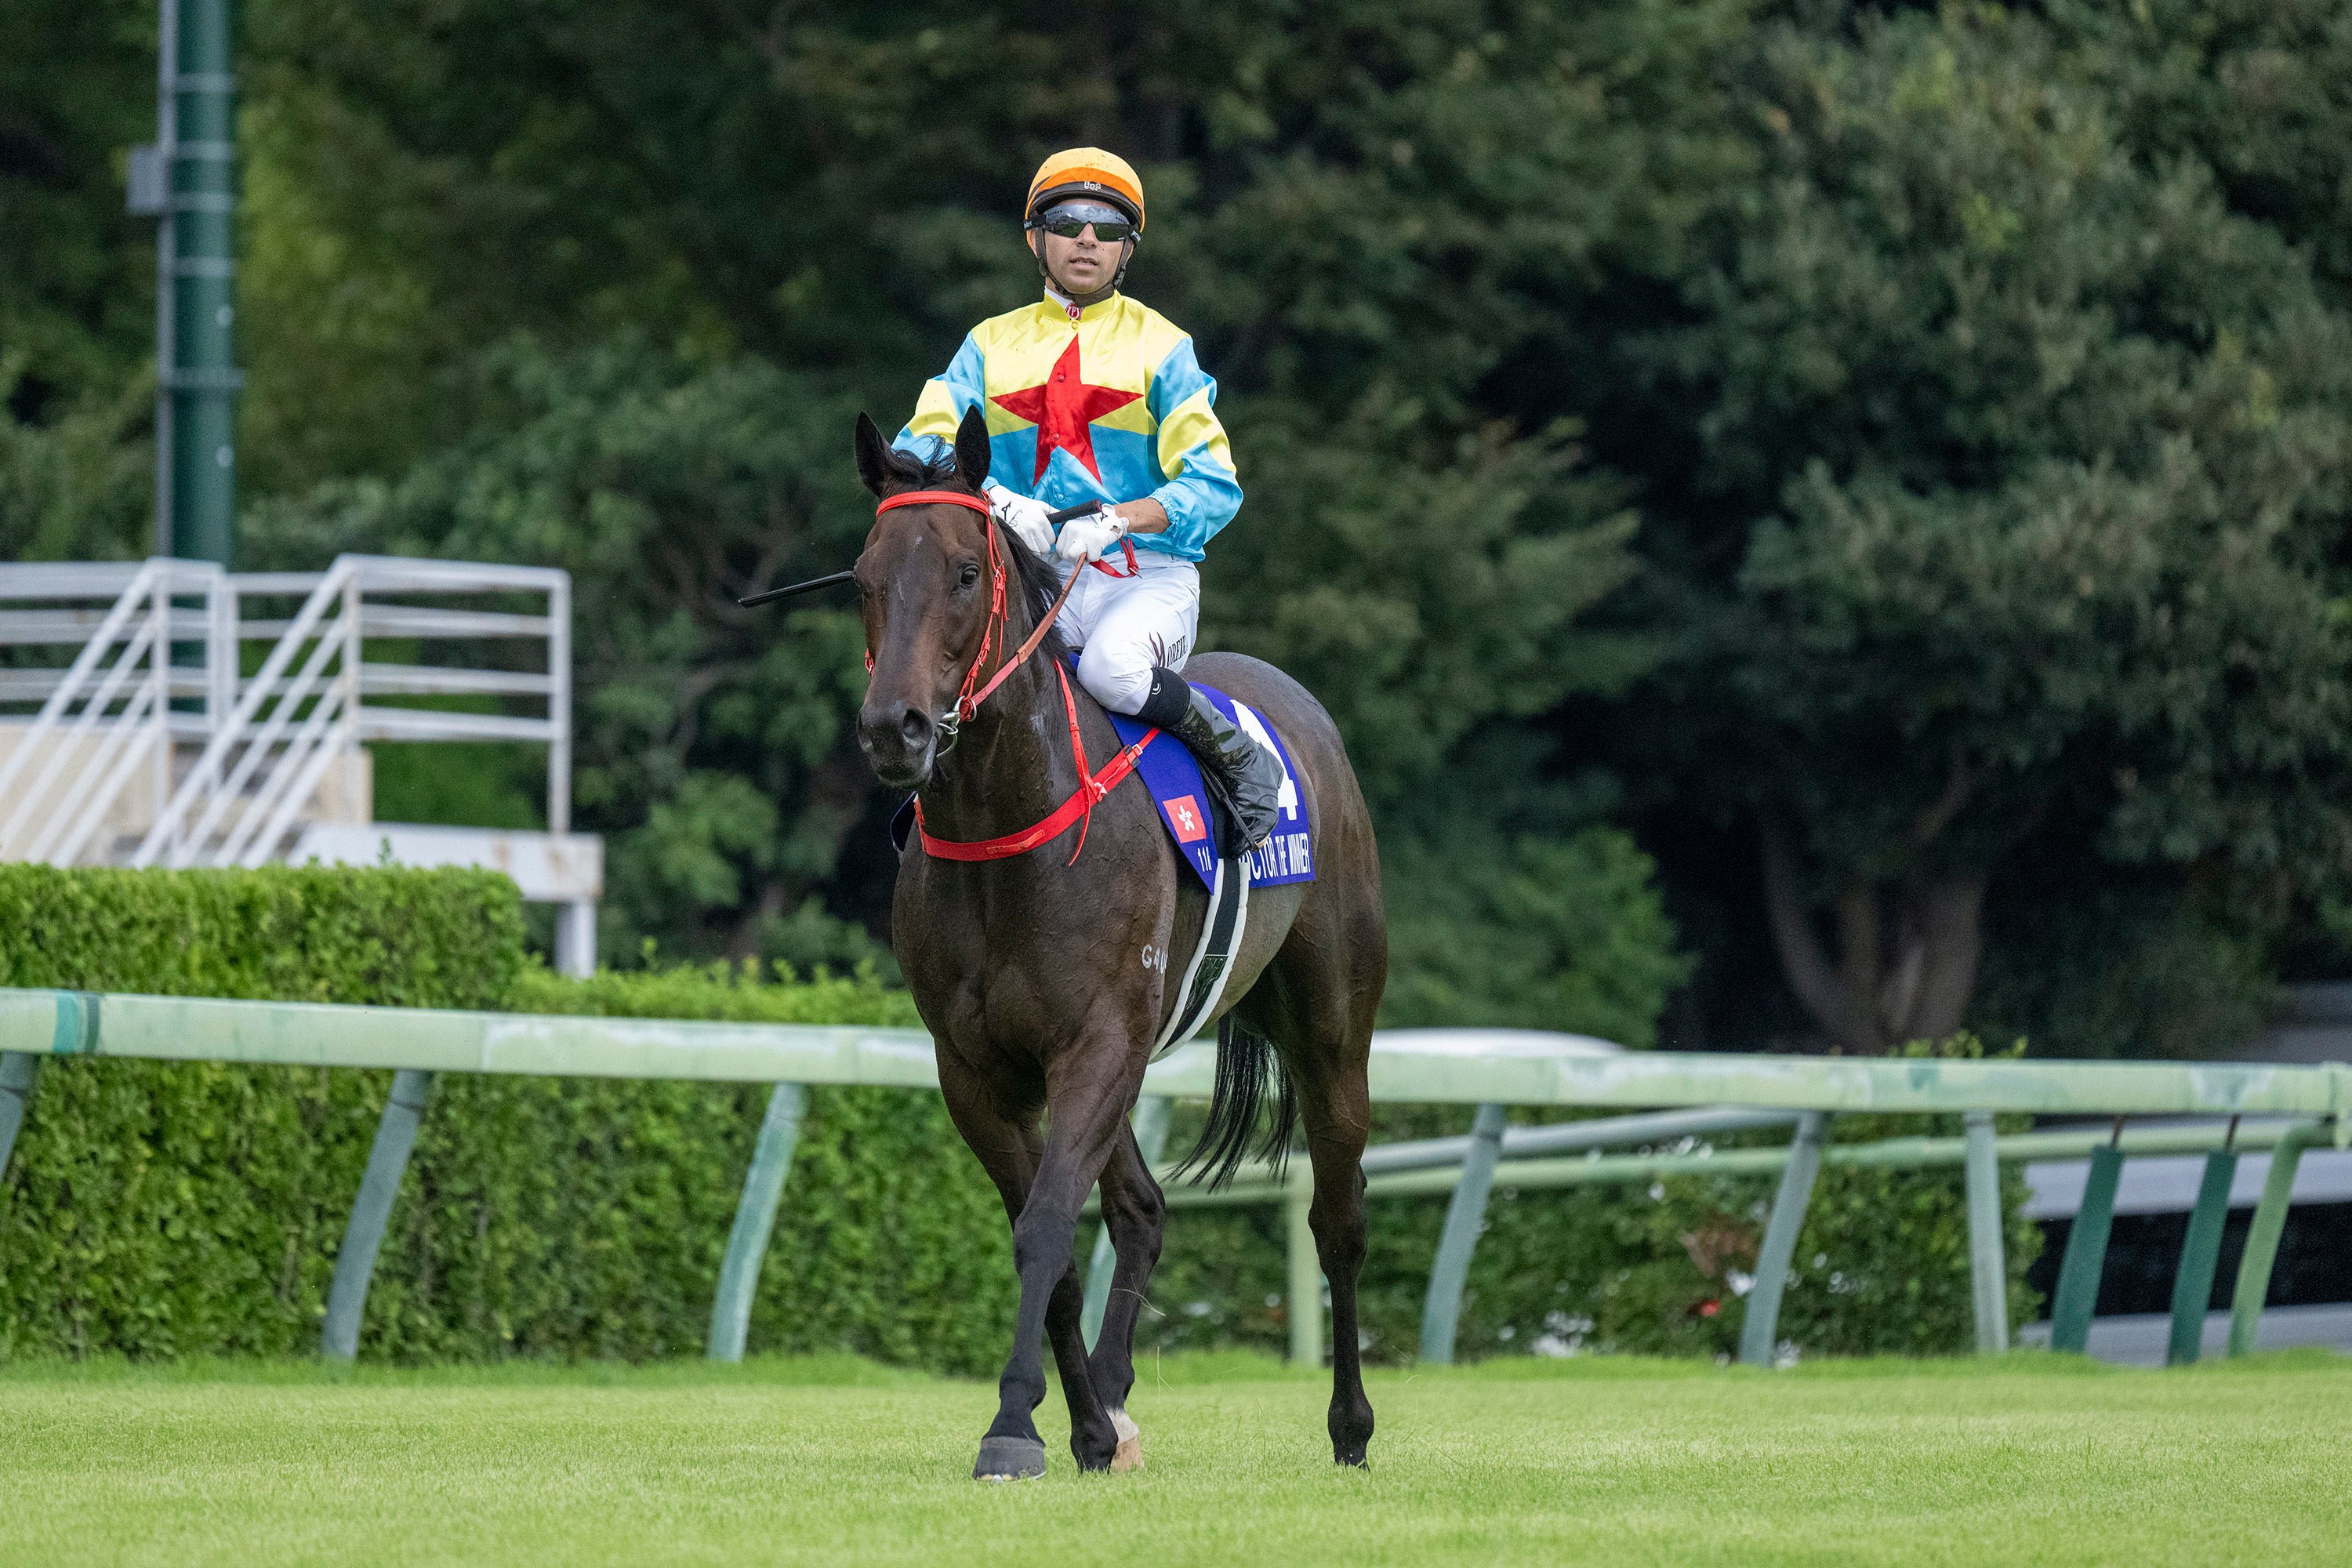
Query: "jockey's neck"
1046 281 1119 314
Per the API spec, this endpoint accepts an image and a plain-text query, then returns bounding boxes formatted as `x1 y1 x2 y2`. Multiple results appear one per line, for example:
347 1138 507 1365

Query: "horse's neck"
916 648 1086 844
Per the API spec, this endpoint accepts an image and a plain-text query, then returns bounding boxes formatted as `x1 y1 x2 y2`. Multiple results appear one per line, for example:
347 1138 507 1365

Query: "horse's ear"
853 413 895 498
953 405 992 488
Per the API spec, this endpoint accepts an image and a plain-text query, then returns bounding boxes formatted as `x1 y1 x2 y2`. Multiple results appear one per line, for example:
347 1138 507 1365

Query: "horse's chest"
896 852 1184 1062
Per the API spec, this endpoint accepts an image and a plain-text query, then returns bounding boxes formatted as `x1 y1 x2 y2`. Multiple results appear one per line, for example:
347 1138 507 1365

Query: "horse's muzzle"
858 699 938 790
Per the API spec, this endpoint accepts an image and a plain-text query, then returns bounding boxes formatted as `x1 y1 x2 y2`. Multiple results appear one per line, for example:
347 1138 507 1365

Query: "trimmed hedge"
0 862 527 1007
0 868 1014 1370
0 866 528 1359
365 967 1011 1370
0 868 2034 1369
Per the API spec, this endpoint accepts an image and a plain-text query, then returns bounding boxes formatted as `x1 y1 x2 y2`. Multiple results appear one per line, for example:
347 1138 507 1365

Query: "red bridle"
867 488 1156 863
873 489 1014 726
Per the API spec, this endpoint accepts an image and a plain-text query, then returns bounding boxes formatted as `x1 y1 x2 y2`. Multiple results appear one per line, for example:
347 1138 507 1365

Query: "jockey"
896 147 1283 858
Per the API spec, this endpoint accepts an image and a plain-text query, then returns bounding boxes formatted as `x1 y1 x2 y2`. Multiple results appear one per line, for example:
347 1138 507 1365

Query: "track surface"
4 1352 2346 1566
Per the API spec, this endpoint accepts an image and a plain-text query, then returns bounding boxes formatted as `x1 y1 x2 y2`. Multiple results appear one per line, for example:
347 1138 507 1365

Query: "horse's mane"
996 523 1070 667
883 445 1068 666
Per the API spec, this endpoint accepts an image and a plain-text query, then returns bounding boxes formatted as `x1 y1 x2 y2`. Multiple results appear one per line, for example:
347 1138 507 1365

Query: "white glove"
1054 506 1131 566
983 481 1056 559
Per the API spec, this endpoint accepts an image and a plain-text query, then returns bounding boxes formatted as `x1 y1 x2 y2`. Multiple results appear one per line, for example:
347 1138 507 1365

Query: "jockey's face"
1029 222 1131 298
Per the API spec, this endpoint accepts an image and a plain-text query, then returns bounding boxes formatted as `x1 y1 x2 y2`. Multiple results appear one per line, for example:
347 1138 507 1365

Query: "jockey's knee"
1076 644 1154 716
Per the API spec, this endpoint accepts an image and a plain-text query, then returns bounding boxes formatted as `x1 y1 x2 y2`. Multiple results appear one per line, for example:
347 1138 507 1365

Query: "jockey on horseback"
895 148 1283 858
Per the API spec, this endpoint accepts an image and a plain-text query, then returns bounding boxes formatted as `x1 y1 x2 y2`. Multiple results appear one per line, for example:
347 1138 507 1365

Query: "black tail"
1173 1014 1297 1191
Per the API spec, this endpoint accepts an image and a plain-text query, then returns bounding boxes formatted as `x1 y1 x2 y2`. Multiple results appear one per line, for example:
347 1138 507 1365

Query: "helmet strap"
1031 233 1135 307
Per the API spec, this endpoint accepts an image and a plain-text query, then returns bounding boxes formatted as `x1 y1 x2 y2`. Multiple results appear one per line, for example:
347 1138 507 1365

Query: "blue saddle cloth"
1104 681 1314 891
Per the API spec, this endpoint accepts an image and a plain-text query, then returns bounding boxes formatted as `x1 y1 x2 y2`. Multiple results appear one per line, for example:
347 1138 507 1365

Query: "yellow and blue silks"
896 292 1242 561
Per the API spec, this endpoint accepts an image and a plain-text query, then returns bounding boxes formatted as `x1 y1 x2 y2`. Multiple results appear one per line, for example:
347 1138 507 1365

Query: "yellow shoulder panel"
1114 298 1191 377
969 301 1076 435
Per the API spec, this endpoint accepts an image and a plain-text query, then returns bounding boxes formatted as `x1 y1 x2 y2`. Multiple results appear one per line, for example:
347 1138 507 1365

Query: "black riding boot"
1137 667 1283 859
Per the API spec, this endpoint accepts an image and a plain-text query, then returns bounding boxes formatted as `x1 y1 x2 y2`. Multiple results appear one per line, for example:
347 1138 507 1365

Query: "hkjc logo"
1167 794 1208 844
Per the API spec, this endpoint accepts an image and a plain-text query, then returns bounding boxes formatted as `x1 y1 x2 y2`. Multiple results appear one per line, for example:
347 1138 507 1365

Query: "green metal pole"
2227 1123 2322 1358
1738 1109 1826 1367
1963 1111 2009 1354
706 1082 806 1362
2165 1147 2238 1367
2047 1141 2124 1355
1287 1167 1321 1367
1418 1102 1506 1365
321 1068 432 1359
162 0 241 565
0 1052 40 1179
1081 1094 1172 1351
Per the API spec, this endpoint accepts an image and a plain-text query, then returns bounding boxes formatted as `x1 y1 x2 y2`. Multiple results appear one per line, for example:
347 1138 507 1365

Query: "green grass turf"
3 1350 2346 1566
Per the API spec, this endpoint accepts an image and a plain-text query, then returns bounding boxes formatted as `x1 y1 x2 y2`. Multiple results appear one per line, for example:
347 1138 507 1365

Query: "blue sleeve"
1144 338 1242 557
895 334 987 466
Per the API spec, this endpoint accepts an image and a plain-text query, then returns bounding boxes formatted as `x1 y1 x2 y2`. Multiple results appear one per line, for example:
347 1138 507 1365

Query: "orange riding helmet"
1025 147 1146 234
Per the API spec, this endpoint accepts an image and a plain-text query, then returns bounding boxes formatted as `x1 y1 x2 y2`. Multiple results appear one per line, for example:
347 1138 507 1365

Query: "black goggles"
1029 201 1138 243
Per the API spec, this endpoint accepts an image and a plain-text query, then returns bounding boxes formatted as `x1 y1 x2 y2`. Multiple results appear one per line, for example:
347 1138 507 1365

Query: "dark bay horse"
850 407 1387 1479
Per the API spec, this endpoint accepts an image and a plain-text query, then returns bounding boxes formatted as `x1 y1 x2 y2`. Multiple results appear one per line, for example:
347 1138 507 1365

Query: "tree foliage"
1627 5 2352 1051
248 338 885 967
0 0 161 560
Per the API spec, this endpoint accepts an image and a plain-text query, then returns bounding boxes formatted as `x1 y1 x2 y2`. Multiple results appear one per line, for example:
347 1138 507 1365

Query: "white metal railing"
0 554 569 871
132 554 572 868
0 559 233 866
136 558 364 867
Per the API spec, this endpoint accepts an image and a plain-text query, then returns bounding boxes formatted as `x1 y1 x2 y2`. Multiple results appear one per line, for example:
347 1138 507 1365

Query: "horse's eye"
958 562 981 589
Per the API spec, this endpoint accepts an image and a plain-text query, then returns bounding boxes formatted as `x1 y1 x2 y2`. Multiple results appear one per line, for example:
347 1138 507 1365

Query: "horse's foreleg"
935 1055 1065 1479
969 1051 1135 1479
1087 1123 1167 1469
1038 1239 1108 1468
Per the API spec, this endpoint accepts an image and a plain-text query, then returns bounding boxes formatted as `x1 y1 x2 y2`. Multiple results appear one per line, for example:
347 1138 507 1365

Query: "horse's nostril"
899 708 931 747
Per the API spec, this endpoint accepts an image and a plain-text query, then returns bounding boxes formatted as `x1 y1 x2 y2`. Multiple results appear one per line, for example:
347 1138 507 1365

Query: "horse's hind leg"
1243 890 1381 1466
1087 1122 1166 1470
1293 1043 1377 1465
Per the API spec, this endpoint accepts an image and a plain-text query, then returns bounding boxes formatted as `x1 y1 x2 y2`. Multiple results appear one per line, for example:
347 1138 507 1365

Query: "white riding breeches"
1058 551 1200 716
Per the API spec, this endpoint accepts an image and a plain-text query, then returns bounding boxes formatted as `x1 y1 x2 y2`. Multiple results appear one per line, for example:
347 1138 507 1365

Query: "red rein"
871 489 1157 864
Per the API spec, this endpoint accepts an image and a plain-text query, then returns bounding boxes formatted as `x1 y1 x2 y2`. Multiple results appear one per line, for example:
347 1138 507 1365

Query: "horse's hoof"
1109 1407 1142 1472
973 1436 1047 1482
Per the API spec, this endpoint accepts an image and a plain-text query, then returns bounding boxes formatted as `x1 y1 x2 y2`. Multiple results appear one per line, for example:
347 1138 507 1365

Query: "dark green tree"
0 0 162 561
1629 5 2352 1053
247 338 885 967
2052 0 2352 299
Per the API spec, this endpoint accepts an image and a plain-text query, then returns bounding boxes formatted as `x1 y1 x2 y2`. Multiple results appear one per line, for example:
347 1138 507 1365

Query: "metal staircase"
0 554 597 971
0 559 231 867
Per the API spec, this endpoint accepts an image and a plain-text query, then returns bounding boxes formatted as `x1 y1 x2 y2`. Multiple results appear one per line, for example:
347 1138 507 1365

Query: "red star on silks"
989 337 1142 485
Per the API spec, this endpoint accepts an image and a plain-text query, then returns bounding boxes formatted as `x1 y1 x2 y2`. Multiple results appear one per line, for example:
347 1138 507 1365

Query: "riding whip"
738 501 1108 608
